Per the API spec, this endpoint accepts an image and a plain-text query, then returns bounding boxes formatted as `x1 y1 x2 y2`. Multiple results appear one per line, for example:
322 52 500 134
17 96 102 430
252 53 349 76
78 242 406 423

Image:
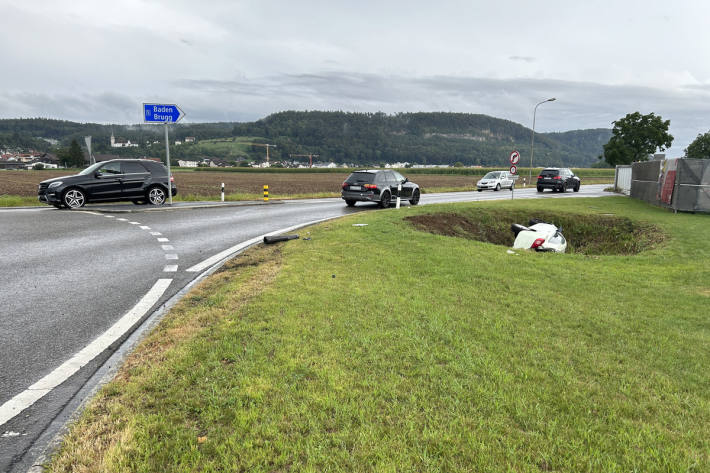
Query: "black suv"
38 159 178 209
537 167 580 193
341 169 420 208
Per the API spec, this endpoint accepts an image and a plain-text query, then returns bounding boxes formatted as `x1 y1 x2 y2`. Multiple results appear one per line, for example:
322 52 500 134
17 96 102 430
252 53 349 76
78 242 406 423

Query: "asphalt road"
0 184 609 472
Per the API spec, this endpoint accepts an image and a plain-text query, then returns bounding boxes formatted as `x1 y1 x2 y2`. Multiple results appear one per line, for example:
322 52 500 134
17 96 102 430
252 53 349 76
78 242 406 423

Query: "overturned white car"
510 220 567 253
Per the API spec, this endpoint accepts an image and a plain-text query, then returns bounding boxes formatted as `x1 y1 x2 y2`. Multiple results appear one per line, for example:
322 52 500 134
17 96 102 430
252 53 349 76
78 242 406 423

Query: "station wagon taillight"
342 181 348 188
537 175 543 179
553 176 562 180
170 175 175 182
364 184 377 190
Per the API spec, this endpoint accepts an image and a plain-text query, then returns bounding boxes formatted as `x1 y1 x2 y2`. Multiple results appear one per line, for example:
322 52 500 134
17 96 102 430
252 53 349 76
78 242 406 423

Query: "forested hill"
0 113 611 167
233 111 611 167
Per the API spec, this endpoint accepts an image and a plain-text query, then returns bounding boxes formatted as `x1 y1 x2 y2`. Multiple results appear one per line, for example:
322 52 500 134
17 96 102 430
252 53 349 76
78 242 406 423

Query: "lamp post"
528 97 556 186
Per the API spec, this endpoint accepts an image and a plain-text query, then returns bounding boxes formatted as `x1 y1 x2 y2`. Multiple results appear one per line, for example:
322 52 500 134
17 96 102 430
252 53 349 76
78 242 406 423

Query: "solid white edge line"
186 217 334 273
0 278 173 427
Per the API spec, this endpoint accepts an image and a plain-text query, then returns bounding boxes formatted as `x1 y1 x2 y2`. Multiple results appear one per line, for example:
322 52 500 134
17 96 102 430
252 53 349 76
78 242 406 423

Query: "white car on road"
477 171 515 191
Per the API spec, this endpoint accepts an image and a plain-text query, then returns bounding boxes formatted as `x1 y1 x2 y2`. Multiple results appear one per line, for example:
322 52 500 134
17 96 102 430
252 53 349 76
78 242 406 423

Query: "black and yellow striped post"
263 185 269 202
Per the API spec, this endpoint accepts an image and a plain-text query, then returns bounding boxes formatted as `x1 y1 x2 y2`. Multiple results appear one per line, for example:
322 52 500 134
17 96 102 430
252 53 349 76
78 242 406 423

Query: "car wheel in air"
409 189 420 205
537 186 543 192
63 188 86 209
147 186 167 205
495 184 500 191
379 191 391 208
345 200 356 207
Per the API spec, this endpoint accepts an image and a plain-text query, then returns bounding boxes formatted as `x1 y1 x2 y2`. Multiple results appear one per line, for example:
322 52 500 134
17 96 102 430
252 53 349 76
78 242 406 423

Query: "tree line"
0 113 613 167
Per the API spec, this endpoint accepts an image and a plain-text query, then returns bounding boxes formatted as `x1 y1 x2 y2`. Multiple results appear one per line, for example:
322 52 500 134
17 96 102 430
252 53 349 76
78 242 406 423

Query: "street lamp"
528 97 556 186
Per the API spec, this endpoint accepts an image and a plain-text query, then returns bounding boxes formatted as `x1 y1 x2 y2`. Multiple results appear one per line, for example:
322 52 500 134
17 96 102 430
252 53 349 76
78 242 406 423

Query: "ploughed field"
0 170 612 199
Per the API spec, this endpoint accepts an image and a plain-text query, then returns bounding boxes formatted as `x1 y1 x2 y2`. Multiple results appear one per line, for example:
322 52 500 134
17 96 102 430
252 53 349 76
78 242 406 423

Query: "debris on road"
263 234 299 244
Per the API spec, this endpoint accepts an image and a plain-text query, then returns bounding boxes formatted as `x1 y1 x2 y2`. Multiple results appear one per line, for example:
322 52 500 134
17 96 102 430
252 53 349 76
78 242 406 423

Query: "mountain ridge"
0 112 611 167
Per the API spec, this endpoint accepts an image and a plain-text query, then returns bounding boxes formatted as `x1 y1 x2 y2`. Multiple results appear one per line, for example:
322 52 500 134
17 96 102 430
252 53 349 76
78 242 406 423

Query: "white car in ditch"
511 221 567 253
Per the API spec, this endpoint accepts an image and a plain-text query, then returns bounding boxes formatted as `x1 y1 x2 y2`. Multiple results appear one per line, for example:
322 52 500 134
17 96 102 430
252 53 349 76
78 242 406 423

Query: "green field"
188 137 265 160
48 197 709 472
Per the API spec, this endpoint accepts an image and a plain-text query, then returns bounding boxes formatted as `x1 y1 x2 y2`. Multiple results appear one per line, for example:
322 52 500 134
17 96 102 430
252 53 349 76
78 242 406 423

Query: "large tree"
602 112 673 166
684 130 710 159
58 139 85 168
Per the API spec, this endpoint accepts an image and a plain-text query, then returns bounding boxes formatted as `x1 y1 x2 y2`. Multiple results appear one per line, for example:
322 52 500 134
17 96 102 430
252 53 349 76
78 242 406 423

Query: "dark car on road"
341 169 420 208
536 167 580 193
38 159 177 209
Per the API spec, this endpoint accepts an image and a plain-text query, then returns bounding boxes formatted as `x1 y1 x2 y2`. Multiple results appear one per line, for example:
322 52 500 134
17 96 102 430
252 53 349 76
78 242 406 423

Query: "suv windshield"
483 172 500 179
78 162 103 175
346 172 376 184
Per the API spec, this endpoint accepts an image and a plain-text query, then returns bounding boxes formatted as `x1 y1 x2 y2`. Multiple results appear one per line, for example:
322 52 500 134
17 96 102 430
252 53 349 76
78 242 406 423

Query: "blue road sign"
143 103 185 123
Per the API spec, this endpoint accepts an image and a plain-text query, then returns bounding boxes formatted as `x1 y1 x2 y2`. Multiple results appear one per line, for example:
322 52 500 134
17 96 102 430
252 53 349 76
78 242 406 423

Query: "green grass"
48 197 709 472
0 195 41 206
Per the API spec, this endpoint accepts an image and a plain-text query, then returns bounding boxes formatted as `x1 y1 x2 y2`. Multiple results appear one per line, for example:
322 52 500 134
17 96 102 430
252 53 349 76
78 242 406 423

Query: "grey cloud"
3 72 708 156
509 56 536 63
173 72 710 154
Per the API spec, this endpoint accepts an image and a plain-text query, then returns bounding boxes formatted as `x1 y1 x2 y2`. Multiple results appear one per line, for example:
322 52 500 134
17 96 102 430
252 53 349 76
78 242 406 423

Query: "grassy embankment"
48 196 709 472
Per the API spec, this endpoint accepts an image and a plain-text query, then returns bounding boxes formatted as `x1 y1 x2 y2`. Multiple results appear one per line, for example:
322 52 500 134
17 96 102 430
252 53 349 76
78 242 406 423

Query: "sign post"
143 103 185 205
509 150 520 200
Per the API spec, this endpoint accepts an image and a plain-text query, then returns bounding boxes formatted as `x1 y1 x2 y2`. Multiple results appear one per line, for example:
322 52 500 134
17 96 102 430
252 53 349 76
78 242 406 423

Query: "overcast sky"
2 0 709 156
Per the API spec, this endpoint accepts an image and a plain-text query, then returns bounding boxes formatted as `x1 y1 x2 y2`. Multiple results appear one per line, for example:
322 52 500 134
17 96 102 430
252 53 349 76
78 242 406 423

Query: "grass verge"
0 195 41 206
47 197 709 472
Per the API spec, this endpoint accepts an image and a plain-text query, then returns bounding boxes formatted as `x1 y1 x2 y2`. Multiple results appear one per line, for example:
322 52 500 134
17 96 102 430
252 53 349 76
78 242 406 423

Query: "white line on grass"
0 279 173 427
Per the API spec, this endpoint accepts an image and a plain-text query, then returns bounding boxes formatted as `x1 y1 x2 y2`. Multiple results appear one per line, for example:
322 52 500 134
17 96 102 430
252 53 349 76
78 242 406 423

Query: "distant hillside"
232 111 610 167
0 113 610 167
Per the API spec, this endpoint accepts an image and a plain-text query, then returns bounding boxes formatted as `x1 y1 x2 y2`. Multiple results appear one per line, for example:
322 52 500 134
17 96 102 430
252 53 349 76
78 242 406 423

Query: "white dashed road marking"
163 265 178 272
140 226 150 230
165 254 178 260
157 237 169 242
161 245 174 251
